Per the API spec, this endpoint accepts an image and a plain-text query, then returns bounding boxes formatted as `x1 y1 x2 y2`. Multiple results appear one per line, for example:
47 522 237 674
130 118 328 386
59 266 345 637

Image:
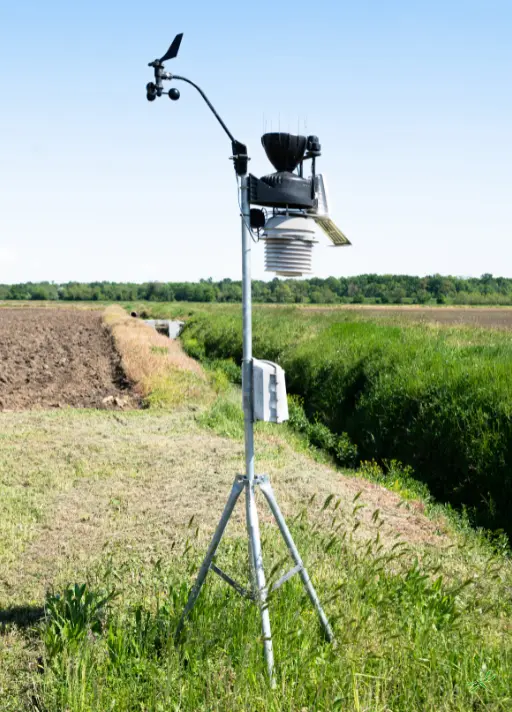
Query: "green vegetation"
3 272 512 304
1 372 511 710
2 310 511 710
179 307 512 538
35 513 511 711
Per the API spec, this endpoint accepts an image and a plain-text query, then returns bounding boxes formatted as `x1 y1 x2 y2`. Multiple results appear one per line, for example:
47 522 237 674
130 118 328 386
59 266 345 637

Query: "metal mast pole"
240 174 275 682
240 176 254 485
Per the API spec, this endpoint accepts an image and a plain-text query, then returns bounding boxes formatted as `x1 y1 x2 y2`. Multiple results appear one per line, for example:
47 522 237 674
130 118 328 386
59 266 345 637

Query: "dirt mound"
0 308 137 411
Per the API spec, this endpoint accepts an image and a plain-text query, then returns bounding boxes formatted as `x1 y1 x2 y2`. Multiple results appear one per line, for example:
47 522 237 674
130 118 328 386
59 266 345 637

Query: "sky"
0 0 511 284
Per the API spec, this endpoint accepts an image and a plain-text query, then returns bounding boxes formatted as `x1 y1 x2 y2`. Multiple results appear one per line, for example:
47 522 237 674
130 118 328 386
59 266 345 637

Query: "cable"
235 175 260 243
173 75 236 145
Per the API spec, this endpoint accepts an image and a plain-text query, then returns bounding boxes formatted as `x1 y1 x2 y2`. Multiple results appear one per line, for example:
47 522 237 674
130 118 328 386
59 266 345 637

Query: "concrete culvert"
144 319 184 340
130 311 138 318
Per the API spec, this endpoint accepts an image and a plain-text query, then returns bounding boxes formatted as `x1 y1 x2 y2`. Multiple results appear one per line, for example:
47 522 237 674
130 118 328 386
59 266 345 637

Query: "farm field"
130 300 512 328
0 305 511 710
0 308 134 411
307 304 512 329
6 300 512 329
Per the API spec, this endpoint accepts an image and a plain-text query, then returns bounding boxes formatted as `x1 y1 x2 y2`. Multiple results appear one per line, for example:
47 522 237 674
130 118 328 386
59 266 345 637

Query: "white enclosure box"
252 359 289 424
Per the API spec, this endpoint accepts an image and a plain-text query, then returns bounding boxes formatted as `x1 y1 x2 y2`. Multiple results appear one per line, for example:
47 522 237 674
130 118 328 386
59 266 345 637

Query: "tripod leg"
259 478 334 642
246 480 275 684
175 476 245 642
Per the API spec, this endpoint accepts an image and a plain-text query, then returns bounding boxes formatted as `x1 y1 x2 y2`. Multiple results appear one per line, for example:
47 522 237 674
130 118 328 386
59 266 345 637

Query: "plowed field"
0 308 135 411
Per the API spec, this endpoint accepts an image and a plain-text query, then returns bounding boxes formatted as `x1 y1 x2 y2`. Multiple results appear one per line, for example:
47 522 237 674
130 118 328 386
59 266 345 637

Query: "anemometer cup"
146 82 157 101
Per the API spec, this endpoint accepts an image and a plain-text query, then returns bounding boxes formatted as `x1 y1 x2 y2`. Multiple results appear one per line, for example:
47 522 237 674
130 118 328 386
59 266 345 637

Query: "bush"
288 395 358 467
207 358 242 384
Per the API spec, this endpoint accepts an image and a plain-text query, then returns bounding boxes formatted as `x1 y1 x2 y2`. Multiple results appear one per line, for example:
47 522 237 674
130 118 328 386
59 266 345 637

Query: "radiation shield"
261 214 318 277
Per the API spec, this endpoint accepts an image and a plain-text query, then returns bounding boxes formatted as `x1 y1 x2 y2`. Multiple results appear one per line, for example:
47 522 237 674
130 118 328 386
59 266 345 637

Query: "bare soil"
0 308 136 411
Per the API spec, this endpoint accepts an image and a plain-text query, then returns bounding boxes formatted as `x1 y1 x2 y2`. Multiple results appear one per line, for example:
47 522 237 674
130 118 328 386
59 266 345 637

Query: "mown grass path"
0 409 446 603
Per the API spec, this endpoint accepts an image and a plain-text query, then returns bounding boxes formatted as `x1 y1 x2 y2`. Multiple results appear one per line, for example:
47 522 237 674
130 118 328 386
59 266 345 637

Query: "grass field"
141 302 512 539
0 304 511 710
127 300 512 329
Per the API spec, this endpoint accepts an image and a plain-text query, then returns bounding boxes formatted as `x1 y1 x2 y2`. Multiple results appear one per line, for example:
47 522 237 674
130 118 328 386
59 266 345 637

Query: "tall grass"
35 499 512 711
180 308 512 536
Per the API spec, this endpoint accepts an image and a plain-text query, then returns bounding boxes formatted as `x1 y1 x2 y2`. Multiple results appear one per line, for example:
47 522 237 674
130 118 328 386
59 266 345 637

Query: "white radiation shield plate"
261 215 318 277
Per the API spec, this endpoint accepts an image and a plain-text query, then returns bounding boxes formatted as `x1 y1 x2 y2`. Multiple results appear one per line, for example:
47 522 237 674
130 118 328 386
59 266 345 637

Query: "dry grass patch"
104 306 210 407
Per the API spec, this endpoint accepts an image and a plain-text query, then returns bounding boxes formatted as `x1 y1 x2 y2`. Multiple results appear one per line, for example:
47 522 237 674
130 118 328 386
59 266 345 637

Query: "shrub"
207 358 242 384
288 395 358 467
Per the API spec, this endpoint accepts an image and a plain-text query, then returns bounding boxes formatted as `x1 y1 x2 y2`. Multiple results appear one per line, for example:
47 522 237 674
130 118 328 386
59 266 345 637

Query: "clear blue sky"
1 0 510 283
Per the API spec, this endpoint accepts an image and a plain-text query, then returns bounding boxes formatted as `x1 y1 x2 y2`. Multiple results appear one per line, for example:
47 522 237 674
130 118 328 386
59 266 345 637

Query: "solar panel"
312 216 351 246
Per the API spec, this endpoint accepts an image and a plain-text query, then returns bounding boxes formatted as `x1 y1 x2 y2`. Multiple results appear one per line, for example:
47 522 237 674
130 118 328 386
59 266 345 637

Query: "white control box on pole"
252 359 289 424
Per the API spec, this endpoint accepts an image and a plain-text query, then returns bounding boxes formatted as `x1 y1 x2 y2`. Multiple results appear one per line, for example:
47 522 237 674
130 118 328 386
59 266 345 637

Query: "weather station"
145 33 351 685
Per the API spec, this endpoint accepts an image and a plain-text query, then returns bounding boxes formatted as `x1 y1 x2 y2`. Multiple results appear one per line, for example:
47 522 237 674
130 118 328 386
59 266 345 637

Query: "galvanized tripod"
174 174 334 683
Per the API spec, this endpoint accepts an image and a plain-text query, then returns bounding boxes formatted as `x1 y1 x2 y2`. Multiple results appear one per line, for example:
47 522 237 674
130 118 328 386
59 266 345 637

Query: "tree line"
1 274 512 305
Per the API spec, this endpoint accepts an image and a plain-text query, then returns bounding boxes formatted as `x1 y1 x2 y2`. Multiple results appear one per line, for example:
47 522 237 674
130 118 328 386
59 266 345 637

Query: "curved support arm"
173 74 236 144
172 74 248 175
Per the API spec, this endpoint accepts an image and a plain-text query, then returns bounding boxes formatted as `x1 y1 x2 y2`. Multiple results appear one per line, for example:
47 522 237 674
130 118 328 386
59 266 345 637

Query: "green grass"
34 503 512 711
176 306 512 538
